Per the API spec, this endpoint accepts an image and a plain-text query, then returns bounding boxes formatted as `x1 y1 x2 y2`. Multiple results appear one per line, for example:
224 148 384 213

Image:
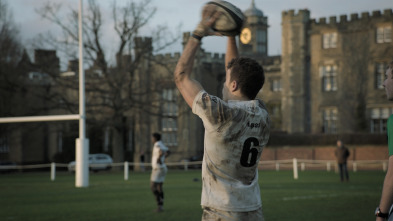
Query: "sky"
5 0 393 69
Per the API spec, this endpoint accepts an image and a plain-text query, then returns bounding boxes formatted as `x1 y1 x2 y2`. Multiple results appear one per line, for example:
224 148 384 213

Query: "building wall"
309 9 393 134
260 145 388 161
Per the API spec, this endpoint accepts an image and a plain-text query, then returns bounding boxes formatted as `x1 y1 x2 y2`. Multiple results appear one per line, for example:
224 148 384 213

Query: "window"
257 30 266 43
322 108 337 134
161 118 177 131
323 33 337 49
271 78 282 92
28 72 42 80
375 62 388 89
162 89 178 116
377 26 392 43
0 137 9 153
256 30 267 54
162 132 177 147
161 88 178 146
267 103 282 130
257 45 266 54
370 107 393 133
320 65 338 91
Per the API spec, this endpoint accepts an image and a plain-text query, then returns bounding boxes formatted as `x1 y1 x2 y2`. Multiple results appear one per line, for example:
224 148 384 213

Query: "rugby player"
174 5 270 220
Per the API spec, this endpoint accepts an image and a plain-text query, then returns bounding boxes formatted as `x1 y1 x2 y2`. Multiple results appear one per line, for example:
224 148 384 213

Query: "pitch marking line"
282 194 338 201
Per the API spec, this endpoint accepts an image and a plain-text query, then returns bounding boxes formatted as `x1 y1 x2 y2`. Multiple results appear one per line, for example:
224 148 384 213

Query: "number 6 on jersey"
240 137 259 167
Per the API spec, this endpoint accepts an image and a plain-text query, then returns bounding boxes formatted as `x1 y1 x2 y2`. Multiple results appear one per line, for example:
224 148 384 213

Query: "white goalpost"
0 0 89 188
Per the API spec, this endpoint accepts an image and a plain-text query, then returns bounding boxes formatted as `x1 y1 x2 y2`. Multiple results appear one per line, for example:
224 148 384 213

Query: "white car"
68 154 113 172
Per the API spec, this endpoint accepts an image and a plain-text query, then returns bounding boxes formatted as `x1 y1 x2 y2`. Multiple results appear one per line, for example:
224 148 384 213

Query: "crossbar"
0 115 79 123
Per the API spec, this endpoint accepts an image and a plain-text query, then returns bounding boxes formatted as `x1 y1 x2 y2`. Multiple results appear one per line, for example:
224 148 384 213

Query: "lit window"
377 26 392 43
322 108 337 134
162 132 177 146
370 107 393 133
320 65 338 92
271 78 282 92
323 33 337 49
375 62 388 89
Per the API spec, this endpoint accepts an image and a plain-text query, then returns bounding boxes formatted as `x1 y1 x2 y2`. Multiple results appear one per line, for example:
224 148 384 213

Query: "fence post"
293 158 298 180
51 162 56 181
327 162 331 172
275 162 280 171
184 161 188 171
124 161 129 181
301 162 305 171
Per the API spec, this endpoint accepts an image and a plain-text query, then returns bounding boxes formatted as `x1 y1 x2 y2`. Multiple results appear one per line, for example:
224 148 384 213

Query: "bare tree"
34 0 180 163
0 0 23 117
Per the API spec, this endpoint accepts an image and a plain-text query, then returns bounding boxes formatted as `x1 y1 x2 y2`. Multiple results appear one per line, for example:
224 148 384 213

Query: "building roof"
244 0 264 17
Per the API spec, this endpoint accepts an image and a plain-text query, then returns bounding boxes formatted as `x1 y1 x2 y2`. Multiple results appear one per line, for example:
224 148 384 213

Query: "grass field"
0 169 386 221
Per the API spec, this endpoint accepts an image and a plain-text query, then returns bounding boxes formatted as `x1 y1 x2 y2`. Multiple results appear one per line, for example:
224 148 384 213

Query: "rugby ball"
206 0 245 36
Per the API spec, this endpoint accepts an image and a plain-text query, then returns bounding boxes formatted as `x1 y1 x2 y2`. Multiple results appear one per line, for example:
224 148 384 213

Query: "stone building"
132 2 393 166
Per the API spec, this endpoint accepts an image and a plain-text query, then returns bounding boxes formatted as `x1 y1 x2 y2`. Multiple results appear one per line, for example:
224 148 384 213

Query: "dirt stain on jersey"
200 93 231 125
212 174 217 182
221 159 230 165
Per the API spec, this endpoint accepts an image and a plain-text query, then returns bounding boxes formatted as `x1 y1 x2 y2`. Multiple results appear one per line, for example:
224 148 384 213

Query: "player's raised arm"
174 38 203 108
174 4 221 108
225 36 239 68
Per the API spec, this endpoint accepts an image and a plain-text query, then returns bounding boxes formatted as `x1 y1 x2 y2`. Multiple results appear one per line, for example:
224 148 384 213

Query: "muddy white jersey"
192 90 270 212
151 141 169 169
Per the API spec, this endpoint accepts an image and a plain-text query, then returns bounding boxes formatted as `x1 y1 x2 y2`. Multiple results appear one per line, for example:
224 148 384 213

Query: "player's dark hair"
227 57 265 99
152 133 161 141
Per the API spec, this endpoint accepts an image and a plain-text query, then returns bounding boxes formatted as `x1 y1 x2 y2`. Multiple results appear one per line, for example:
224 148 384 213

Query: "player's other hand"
193 4 222 38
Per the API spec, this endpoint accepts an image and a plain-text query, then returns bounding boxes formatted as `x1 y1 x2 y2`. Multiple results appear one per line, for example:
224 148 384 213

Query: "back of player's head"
227 57 265 100
152 133 161 141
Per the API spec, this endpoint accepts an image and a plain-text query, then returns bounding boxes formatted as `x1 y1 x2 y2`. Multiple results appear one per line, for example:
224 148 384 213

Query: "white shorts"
202 206 264 221
150 166 168 183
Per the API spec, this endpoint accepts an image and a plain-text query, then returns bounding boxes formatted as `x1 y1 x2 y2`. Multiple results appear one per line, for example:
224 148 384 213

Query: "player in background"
376 60 393 221
174 4 270 221
150 133 170 212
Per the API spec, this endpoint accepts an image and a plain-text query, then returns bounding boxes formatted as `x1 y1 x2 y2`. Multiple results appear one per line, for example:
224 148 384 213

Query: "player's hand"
156 158 162 164
193 4 222 38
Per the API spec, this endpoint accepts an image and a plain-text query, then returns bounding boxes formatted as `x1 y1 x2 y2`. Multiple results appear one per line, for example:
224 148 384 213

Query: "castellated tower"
281 9 311 133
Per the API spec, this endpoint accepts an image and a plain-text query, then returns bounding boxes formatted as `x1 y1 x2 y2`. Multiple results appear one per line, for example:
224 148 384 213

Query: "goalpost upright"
75 0 89 188
0 0 89 188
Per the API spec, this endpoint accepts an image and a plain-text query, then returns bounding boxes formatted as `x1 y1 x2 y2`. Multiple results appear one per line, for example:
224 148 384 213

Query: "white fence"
0 158 388 181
